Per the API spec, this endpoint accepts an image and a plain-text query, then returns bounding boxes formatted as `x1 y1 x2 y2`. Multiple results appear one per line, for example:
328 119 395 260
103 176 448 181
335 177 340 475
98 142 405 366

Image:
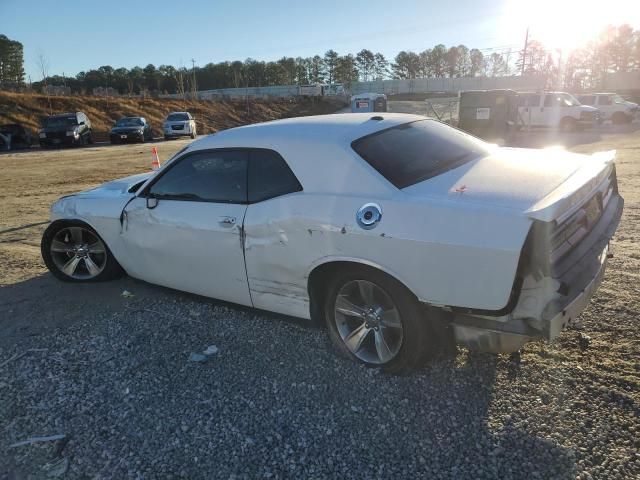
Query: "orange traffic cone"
151 146 161 170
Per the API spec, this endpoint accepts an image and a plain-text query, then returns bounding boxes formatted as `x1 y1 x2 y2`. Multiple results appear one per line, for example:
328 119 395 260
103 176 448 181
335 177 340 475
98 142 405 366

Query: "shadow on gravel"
408 352 576 478
1 273 578 478
0 273 172 350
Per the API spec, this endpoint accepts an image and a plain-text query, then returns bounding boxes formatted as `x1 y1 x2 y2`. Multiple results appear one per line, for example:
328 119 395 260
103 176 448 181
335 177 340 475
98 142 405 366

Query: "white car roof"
188 113 426 196
197 113 423 146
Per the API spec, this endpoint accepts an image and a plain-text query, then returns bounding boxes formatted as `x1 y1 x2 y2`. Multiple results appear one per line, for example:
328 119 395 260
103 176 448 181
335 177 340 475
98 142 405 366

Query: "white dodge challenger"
42 113 623 373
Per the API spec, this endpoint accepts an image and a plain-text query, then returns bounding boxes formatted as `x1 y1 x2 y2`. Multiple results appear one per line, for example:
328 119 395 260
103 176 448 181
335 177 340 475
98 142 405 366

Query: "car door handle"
219 216 236 226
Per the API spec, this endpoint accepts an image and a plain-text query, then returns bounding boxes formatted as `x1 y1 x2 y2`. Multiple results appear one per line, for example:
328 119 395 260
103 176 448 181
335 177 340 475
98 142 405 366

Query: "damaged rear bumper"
451 194 623 353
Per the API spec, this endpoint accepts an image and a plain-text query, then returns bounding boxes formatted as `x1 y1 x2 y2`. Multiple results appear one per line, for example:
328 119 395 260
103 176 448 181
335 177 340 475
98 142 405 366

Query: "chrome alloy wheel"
334 279 404 364
49 226 107 280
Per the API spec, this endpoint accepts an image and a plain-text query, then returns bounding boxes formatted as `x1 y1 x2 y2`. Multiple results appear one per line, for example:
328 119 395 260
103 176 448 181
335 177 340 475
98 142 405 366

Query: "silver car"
163 111 197 140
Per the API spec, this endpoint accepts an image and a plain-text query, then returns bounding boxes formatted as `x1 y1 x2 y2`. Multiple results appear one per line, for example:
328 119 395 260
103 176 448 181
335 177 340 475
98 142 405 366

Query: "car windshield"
352 120 489 189
116 118 143 127
42 116 77 128
167 113 189 121
612 95 626 104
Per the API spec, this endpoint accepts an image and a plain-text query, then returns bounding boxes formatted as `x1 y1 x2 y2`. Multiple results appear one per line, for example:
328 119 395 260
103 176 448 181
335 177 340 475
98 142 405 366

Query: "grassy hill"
0 92 345 140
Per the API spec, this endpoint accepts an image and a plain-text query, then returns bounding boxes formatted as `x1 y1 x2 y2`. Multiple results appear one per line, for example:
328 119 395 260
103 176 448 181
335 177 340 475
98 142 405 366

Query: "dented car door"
121 149 252 306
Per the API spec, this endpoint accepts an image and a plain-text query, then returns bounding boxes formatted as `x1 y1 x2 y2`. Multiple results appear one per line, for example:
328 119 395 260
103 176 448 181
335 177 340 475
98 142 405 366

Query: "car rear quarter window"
148 150 248 203
248 150 302 202
351 120 489 189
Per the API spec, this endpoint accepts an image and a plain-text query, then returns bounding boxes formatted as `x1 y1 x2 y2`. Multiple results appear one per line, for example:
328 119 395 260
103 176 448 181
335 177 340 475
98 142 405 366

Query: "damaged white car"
42 113 623 373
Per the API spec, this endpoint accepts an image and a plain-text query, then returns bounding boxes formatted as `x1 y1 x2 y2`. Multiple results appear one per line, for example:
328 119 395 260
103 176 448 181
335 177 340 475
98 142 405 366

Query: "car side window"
248 149 302 203
148 150 248 203
579 96 595 106
519 94 539 107
544 95 558 107
599 96 612 105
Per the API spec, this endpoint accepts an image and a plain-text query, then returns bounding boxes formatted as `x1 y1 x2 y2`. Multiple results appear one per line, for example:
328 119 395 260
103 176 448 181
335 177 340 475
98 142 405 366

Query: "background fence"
157 72 640 101
160 85 301 100
351 75 547 95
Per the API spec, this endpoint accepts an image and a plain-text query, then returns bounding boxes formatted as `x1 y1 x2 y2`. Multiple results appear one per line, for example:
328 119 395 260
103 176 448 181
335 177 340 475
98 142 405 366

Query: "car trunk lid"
402 147 615 222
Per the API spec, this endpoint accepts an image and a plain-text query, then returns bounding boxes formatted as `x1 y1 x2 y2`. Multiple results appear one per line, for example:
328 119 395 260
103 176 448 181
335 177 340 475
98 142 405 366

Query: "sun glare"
501 0 640 53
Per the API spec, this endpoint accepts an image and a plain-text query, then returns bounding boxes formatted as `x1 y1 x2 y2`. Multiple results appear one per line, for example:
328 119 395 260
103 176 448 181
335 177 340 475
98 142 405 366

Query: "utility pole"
521 27 529 76
191 58 197 100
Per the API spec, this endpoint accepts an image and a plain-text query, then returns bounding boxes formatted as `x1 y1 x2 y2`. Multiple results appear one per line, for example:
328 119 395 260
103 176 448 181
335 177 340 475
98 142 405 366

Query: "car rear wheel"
324 266 436 374
41 221 123 282
559 117 577 132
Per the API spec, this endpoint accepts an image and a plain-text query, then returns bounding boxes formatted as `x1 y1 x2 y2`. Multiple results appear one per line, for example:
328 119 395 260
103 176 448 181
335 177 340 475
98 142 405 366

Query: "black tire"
41 220 123 283
559 117 577 132
324 265 442 374
190 131 196 139
611 112 629 125
87 130 94 144
164 135 170 141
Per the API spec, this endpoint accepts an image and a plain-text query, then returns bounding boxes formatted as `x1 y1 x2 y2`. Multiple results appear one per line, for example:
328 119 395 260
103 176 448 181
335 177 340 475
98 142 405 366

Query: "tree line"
0 35 25 89
2 24 640 96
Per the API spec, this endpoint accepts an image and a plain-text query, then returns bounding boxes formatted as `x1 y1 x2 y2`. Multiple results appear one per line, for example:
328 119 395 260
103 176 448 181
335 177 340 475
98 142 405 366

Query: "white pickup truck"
518 92 600 131
576 93 638 124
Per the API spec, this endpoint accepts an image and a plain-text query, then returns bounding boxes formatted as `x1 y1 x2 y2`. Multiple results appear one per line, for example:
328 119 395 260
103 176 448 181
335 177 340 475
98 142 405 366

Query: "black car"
0 123 33 150
110 117 153 144
39 112 93 147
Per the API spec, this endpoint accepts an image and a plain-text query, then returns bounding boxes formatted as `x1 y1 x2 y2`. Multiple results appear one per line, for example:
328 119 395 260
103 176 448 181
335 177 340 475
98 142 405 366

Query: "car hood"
76 172 154 198
403 147 614 221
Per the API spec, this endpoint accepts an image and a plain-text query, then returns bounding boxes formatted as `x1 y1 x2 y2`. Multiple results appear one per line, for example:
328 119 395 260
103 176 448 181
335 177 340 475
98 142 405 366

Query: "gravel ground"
1 124 639 479
1 293 638 479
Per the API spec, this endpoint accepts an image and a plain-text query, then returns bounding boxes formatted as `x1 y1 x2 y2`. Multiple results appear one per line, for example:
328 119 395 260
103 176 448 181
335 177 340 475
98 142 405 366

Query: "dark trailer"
457 89 519 141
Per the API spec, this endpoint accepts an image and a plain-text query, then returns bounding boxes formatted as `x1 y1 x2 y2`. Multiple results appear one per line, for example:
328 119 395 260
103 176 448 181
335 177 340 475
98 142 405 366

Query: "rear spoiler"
525 150 616 223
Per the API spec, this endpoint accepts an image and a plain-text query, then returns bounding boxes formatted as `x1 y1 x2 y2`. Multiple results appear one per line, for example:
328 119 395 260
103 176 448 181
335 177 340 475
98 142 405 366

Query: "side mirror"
146 196 158 209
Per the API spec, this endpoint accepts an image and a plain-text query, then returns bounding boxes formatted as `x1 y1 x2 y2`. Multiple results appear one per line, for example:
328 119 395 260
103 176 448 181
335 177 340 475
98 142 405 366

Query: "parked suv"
0 123 33 150
518 92 599 131
39 112 93 147
576 93 637 124
163 112 197 140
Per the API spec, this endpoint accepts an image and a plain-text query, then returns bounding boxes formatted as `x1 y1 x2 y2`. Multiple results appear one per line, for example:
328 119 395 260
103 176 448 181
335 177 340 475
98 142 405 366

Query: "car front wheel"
324 266 436 374
41 221 123 282
611 112 630 125
559 117 577 132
